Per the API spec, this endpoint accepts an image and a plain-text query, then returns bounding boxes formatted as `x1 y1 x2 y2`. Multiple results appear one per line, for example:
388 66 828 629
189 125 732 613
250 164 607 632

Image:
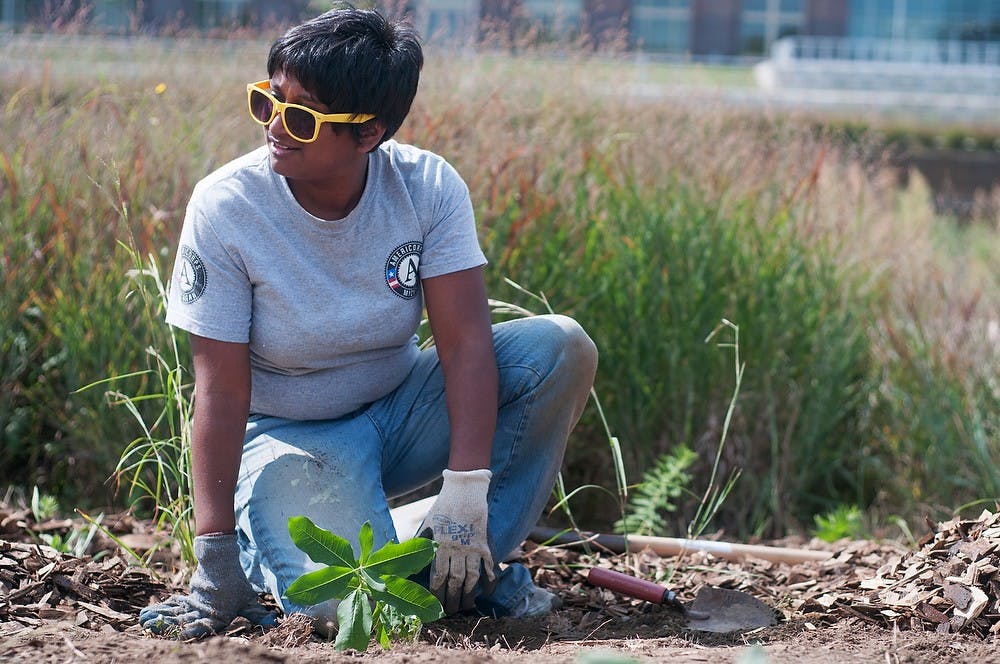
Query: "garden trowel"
587 567 777 633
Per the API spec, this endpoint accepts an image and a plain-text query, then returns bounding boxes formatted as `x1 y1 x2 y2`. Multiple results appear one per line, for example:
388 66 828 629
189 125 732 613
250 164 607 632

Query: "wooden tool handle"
531 527 833 564
626 534 833 564
587 567 669 604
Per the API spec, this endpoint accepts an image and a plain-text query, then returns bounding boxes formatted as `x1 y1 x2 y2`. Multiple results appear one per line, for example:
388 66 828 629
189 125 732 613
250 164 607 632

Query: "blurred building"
418 0 1000 58
1 1 998 59
0 0 312 31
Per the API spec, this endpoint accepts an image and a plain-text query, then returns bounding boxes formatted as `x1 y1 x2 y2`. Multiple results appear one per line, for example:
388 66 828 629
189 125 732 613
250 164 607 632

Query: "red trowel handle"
587 567 678 605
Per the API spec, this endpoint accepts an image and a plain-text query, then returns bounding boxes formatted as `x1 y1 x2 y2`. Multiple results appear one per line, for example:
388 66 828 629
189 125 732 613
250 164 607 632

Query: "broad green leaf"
359 566 386 592
288 516 357 568
374 611 391 649
359 521 374 563
335 588 373 653
366 537 438 578
285 564 355 606
371 574 444 623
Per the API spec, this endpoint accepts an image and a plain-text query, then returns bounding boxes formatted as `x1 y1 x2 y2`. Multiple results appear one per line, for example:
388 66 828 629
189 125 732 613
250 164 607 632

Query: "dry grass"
1 37 997 534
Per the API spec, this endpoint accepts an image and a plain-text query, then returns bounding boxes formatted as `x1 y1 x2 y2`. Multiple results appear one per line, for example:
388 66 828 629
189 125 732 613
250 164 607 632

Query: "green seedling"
813 504 864 543
30 486 61 523
285 516 444 652
36 516 105 560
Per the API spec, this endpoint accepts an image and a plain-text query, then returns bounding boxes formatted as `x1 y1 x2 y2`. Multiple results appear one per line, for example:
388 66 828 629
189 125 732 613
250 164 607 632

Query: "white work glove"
421 468 496 615
139 532 278 638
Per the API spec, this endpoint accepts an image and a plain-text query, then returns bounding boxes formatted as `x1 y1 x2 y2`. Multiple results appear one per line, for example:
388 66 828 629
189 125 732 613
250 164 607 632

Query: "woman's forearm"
442 344 498 471
191 389 249 534
189 335 252 535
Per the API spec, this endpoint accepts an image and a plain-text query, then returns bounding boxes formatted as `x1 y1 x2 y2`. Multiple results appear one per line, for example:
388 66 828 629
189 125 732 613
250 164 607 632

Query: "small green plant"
30 486 60 522
813 505 864 542
36 515 106 559
615 445 697 537
576 650 643 664
284 516 444 653
26 487 106 559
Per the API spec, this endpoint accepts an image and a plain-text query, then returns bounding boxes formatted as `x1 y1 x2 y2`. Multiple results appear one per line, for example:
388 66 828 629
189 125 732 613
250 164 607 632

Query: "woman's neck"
287 160 369 221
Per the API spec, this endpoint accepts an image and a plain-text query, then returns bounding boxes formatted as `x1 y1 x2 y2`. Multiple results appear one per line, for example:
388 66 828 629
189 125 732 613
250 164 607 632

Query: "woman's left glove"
421 468 496 615
139 531 278 638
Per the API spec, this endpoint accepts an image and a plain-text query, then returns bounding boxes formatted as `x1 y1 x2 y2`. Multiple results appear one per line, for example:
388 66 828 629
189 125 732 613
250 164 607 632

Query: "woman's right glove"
139 531 278 639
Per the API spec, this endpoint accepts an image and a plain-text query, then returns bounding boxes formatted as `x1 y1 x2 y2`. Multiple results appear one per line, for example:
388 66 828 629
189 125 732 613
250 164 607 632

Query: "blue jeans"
233 314 597 630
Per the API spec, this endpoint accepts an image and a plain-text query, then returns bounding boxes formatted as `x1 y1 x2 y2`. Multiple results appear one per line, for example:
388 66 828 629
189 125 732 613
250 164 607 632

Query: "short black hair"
267 6 423 146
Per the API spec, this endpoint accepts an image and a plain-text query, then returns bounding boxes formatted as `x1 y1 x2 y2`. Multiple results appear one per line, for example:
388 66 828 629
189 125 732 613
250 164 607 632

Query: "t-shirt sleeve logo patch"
385 241 422 299
178 244 208 304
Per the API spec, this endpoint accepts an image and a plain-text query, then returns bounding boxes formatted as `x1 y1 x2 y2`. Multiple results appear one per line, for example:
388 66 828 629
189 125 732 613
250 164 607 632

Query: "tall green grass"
78 239 197 566
0 59 259 505
2 39 997 537
475 150 874 533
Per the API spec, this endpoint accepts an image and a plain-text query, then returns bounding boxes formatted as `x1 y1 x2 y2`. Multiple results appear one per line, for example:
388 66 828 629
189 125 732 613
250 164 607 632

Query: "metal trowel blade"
684 587 777 633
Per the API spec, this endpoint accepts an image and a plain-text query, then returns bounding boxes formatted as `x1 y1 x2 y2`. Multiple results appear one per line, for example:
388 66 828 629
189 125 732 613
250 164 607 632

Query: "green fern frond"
615 445 697 536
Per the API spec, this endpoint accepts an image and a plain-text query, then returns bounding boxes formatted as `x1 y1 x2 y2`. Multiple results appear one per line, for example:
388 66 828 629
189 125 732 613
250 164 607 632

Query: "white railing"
772 36 1000 67
756 35 1000 98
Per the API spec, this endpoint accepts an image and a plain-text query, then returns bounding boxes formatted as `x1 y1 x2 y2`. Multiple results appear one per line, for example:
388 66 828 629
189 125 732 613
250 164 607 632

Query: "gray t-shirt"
165 140 487 420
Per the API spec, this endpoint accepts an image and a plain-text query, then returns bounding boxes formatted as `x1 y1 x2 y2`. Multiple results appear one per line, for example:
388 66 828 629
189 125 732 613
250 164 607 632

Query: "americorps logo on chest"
385 241 423 299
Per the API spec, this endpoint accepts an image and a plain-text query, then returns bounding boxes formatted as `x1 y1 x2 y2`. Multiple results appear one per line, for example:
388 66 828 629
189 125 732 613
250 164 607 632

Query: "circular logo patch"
178 245 207 304
385 241 422 299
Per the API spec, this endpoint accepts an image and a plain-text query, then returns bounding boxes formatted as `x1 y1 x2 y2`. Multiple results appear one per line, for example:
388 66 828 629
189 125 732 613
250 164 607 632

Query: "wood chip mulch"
3 501 1000 640
0 538 166 630
0 503 168 635
840 510 1000 637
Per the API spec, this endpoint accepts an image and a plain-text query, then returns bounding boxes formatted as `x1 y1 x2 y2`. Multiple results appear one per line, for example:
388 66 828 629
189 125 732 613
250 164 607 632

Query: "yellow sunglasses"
246 80 375 143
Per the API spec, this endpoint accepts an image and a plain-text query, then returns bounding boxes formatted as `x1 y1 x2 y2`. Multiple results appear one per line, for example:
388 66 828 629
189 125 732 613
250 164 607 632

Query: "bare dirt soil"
3 503 1000 663
2 608 996 663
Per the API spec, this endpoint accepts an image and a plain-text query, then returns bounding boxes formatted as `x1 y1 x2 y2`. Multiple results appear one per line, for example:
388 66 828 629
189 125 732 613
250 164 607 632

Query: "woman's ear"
357 120 386 152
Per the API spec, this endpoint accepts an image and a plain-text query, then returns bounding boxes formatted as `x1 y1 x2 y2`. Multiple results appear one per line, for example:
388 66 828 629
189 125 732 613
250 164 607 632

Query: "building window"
419 0 476 45
632 0 689 53
848 0 1000 42
743 0 804 55
523 0 581 36
0 0 27 25
741 17 766 55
